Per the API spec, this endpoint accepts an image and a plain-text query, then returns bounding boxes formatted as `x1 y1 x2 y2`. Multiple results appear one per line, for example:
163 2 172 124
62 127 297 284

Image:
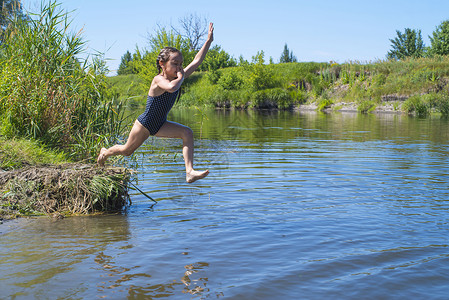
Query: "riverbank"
0 3 132 221
108 57 449 117
295 100 403 114
0 138 131 220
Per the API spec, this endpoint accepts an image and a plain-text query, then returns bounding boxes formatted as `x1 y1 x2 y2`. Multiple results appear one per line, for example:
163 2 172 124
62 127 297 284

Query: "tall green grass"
0 1 127 160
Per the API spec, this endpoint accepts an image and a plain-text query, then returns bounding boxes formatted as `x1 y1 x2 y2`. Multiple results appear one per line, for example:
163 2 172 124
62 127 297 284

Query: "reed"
0 1 127 160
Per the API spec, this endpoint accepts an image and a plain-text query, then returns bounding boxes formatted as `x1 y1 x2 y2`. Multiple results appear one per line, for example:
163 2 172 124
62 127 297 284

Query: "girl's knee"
182 126 193 140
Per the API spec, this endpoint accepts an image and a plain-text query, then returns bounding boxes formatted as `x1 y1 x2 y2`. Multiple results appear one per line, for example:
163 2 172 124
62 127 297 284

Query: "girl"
97 23 214 183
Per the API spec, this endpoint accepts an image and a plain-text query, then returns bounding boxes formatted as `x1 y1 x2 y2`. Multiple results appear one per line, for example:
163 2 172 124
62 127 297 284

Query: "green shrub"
217 71 244 90
105 74 147 103
316 93 333 111
435 93 449 116
206 69 221 84
372 73 387 86
288 88 307 104
250 88 292 109
358 100 376 113
248 64 276 91
402 95 429 116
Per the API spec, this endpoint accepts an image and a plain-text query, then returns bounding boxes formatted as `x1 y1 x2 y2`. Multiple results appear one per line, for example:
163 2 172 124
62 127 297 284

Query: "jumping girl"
97 23 214 183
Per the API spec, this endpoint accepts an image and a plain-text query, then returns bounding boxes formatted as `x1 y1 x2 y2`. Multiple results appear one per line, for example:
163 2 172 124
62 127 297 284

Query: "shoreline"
295 101 404 114
206 99 408 114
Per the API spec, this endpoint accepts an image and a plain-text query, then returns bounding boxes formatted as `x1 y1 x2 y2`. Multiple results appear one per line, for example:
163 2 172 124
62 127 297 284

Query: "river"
1 109 449 299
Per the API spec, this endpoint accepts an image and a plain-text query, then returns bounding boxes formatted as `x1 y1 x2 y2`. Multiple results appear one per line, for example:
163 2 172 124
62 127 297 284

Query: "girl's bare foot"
97 148 107 166
186 169 209 183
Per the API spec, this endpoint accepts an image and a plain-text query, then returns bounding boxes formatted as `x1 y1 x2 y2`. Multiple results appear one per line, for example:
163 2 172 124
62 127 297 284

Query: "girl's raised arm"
184 23 214 78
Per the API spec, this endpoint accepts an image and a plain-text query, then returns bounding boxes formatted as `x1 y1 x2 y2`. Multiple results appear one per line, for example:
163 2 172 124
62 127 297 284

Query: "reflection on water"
1 110 449 299
181 262 211 295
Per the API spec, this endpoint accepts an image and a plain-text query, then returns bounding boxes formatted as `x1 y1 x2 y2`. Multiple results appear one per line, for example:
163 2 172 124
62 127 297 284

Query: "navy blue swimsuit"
137 90 179 135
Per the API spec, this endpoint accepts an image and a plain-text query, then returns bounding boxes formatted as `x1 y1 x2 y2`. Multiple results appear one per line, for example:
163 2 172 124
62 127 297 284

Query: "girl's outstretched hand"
208 22 214 42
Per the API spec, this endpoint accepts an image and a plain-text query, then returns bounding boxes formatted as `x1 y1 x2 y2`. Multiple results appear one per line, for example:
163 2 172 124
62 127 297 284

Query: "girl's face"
161 52 183 79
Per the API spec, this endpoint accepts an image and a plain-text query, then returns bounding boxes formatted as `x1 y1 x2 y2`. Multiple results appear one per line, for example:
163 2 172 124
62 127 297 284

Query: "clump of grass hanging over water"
0 0 128 160
0 163 131 218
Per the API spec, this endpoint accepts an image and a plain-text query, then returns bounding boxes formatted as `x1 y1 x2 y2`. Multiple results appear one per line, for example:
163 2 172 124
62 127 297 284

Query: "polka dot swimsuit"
137 90 179 135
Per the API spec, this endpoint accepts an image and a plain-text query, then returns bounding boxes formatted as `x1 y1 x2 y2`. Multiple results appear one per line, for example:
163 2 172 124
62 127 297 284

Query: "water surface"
1 110 449 299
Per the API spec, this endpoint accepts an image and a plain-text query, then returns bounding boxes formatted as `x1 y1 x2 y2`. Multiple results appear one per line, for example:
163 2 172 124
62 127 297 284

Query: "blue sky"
22 0 449 75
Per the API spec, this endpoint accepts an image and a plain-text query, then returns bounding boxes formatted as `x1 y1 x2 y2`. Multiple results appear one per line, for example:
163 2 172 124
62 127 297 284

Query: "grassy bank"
109 56 449 116
0 136 67 171
182 57 449 116
0 137 130 220
0 2 131 220
106 74 148 107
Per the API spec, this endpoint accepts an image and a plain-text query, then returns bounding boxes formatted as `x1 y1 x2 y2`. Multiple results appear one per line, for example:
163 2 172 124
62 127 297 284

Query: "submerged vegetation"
0 1 130 219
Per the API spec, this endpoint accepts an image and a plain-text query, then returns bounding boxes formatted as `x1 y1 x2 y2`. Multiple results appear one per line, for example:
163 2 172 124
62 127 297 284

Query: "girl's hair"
156 47 181 74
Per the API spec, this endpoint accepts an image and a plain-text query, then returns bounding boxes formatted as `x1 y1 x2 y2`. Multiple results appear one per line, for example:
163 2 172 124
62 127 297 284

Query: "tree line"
387 20 449 60
118 17 449 77
117 14 297 77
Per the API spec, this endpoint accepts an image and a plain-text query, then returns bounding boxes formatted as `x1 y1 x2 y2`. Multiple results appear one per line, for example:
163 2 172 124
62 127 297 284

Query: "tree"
199 45 237 71
171 13 208 51
117 50 134 75
130 46 158 82
279 43 297 63
145 14 210 74
147 26 194 65
238 55 249 67
249 50 275 90
387 28 425 60
429 20 449 56
252 50 265 65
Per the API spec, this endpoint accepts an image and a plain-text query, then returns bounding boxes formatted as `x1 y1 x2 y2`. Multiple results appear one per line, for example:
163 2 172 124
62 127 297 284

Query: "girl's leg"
97 120 150 166
155 121 209 183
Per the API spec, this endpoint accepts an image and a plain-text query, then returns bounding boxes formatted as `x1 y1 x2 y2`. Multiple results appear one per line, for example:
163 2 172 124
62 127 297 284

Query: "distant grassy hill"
108 56 449 116
106 74 148 107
